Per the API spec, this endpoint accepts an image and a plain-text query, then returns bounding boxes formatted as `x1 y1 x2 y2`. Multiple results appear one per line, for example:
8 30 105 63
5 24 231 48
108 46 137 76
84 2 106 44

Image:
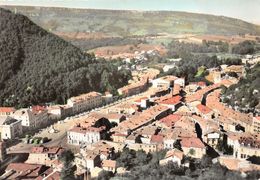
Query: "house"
47 105 72 120
233 137 260 159
75 151 101 171
159 95 182 111
12 106 49 131
67 125 105 146
150 134 164 151
128 142 158 153
0 116 22 140
159 149 184 166
195 104 214 119
26 146 64 166
180 137 206 158
133 97 150 109
174 78 185 87
117 80 148 97
203 129 222 149
67 91 103 114
0 107 15 116
111 133 127 143
0 163 50 179
0 141 6 162
152 75 178 88
252 116 260 133
223 65 245 77
101 160 117 173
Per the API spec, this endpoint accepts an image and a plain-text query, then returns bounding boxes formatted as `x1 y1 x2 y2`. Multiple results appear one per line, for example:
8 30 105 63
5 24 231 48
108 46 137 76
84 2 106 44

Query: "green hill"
0 8 130 107
2 6 260 37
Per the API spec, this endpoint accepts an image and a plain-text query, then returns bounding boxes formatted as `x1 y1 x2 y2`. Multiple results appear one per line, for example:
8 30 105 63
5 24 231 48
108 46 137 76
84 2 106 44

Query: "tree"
97 170 113 180
59 150 76 180
189 148 195 156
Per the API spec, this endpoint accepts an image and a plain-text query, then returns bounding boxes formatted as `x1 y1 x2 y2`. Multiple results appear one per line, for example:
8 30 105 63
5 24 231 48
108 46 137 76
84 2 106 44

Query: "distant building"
67 91 103 114
0 116 22 140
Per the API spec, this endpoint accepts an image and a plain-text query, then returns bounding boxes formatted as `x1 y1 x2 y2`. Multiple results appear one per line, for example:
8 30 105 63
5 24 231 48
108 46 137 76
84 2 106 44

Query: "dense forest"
0 8 131 108
222 63 260 113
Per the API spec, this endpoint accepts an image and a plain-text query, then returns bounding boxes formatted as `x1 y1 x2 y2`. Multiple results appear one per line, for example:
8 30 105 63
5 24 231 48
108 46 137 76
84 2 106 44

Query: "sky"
0 0 260 24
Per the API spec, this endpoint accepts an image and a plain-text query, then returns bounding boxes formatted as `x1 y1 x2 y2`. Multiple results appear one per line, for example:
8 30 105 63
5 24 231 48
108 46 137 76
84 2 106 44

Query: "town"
0 53 260 179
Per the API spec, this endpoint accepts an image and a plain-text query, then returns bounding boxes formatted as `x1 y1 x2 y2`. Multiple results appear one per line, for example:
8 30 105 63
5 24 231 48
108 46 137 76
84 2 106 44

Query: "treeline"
69 37 144 51
167 40 228 58
232 40 258 55
222 63 260 113
0 8 131 108
167 40 259 58
161 52 242 83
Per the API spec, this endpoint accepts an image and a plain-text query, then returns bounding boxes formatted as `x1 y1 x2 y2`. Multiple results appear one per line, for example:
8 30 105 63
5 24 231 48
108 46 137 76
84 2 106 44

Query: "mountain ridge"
2 5 260 37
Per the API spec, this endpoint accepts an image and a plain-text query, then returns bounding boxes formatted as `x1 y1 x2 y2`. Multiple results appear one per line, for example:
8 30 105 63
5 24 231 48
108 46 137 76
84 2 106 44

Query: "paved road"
7 89 153 154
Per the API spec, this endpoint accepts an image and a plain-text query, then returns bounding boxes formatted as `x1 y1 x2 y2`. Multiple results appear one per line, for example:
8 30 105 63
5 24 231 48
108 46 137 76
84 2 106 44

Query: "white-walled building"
0 116 22 140
12 106 48 131
159 149 184 166
152 76 178 88
67 126 105 146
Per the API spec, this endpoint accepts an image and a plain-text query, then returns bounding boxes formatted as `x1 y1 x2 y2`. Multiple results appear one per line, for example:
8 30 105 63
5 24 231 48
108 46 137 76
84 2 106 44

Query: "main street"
7 88 153 154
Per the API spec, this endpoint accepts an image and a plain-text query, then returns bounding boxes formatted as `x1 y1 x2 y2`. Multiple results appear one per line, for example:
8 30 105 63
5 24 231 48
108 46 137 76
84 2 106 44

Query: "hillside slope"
222 63 260 113
0 8 130 107
2 6 260 37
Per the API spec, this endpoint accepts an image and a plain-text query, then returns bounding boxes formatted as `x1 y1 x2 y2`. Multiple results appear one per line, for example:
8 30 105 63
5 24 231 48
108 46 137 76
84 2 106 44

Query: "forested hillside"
0 8 131 108
222 63 260 113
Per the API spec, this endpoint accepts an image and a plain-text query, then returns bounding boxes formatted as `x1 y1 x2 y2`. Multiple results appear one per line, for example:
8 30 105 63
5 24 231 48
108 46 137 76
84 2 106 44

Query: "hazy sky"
0 0 259 24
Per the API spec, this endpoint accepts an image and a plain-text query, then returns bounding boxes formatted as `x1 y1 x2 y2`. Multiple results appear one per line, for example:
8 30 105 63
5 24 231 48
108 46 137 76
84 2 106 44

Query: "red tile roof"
160 95 182 105
31 146 64 155
180 137 205 149
254 116 260 121
159 114 182 127
196 104 212 114
6 163 45 177
151 134 164 143
0 107 15 113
